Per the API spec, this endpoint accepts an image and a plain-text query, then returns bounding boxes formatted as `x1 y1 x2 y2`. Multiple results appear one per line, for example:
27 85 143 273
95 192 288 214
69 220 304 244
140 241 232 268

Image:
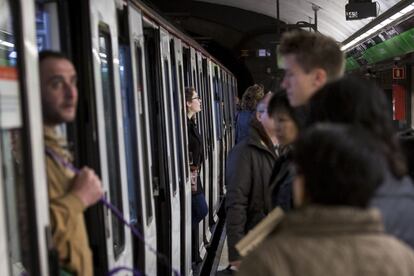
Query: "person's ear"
293 175 306 207
186 101 192 108
313 68 327 89
256 111 262 121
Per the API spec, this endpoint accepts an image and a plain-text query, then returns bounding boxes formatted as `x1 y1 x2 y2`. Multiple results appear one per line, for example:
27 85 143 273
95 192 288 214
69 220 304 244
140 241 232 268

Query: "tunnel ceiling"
194 0 400 42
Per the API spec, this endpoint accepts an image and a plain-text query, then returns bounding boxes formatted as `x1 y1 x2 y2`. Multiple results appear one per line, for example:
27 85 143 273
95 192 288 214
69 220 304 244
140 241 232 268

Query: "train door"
231 76 237 144
222 71 230 156
142 17 176 275
171 37 192 275
213 65 226 196
206 59 220 222
127 5 157 275
0 1 50 275
196 52 212 245
190 47 206 260
160 27 181 274
88 0 133 272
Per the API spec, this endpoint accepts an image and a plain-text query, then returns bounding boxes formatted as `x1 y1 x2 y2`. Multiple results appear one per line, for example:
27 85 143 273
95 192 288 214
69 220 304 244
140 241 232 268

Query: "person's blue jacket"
370 171 414 249
235 110 254 144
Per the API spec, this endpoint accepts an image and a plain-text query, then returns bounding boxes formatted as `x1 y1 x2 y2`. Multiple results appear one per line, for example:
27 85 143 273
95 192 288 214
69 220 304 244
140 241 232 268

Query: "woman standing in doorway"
185 87 208 265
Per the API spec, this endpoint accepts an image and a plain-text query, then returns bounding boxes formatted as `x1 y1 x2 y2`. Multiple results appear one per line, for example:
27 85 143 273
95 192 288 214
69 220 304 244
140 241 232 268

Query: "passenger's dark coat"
238 206 414 276
187 117 203 194
269 147 294 211
370 172 414 249
225 122 278 262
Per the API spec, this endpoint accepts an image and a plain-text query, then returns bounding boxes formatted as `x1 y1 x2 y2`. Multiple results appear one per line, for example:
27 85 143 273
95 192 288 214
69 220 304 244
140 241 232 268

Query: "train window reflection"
35 2 60 51
134 44 153 224
170 43 186 191
98 28 125 259
178 64 189 179
119 46 139 226
164 60 177 194
0 0 35 274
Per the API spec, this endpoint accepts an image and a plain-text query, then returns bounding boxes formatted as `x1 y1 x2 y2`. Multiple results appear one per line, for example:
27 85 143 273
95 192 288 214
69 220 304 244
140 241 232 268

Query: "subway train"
0 0 237 275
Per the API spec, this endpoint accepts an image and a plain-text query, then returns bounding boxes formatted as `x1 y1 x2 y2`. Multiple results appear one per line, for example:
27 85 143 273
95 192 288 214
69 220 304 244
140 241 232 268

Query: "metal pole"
276 0 280 36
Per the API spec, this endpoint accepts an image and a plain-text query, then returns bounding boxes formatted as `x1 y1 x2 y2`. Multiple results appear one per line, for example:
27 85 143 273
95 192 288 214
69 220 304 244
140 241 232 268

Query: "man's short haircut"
294 123 386 208
279 30 345 81
39 50 70 64
267 90 299 127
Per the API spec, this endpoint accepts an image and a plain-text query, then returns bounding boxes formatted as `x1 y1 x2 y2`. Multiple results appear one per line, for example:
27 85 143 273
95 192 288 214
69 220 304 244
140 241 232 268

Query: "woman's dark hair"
307 76 407 178
185 87 196 103
294 124 386 207
241 84 264 111
268 90 299 128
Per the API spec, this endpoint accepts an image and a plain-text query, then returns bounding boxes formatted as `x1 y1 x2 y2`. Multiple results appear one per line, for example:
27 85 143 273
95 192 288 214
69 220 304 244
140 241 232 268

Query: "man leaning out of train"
238 124 414 276
40 50 104 276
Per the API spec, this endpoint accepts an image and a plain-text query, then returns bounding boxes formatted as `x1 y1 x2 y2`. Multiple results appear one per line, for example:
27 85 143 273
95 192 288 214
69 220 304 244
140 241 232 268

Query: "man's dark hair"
294 124 386 207
267 90 299 128
279 30 344 81
39 50 70 64
307 76 407 178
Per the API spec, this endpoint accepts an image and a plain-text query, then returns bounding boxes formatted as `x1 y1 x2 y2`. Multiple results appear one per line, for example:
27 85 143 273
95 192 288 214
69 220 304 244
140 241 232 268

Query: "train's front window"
99 28 125 259
0 0 35 274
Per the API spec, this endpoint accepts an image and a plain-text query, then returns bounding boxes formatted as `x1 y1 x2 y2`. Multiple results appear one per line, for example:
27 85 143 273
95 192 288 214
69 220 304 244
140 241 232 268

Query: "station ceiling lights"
342 2 414 51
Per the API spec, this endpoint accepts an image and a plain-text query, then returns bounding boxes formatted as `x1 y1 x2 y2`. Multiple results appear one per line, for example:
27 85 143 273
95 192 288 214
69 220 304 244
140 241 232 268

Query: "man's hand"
71 167 103 207
230 260 242 270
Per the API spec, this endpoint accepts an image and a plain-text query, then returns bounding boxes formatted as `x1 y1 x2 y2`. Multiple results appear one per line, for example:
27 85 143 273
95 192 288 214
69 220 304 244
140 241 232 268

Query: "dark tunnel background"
141 0 286 97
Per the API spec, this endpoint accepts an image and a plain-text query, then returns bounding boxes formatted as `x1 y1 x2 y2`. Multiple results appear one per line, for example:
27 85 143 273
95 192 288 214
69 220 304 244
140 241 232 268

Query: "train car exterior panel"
127 5 158 275
88 0 133 270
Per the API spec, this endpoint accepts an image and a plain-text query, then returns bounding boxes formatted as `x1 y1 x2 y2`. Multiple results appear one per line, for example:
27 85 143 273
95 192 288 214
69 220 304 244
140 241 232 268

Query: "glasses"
257 108 267 113
192 96 201 101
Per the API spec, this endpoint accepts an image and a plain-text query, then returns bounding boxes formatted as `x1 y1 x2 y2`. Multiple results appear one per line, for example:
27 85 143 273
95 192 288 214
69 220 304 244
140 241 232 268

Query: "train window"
178 64 190 179
213 67 222 139
98 28 125 259
134 44 153 224
182 47 190 87
169 42 185 187
163 60 177 194
118 46 139 225
192 70 196 91
35 2 60 51
0 1 36 274
199 71 208 145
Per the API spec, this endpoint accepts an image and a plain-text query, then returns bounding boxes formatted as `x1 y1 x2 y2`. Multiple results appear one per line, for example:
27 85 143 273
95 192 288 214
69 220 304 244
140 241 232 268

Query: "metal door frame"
159 27 181 274
128 5 157 275
89 0 133 269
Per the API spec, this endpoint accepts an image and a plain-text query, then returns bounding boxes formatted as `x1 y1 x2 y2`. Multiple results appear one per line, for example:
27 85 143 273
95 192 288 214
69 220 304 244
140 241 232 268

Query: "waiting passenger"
235 84 264 144
39 50 103 276
184 87 208 264
238 124 414 276
267 91 299 211
307 76 414 249
278 30 344 127
225 92 278 272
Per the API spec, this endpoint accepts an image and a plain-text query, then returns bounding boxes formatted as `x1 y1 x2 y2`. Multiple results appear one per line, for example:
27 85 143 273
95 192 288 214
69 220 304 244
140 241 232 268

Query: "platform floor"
217 238 229 271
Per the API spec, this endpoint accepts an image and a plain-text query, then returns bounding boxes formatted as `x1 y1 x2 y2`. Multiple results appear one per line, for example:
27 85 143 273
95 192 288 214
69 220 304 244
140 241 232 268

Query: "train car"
0 0 236 275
